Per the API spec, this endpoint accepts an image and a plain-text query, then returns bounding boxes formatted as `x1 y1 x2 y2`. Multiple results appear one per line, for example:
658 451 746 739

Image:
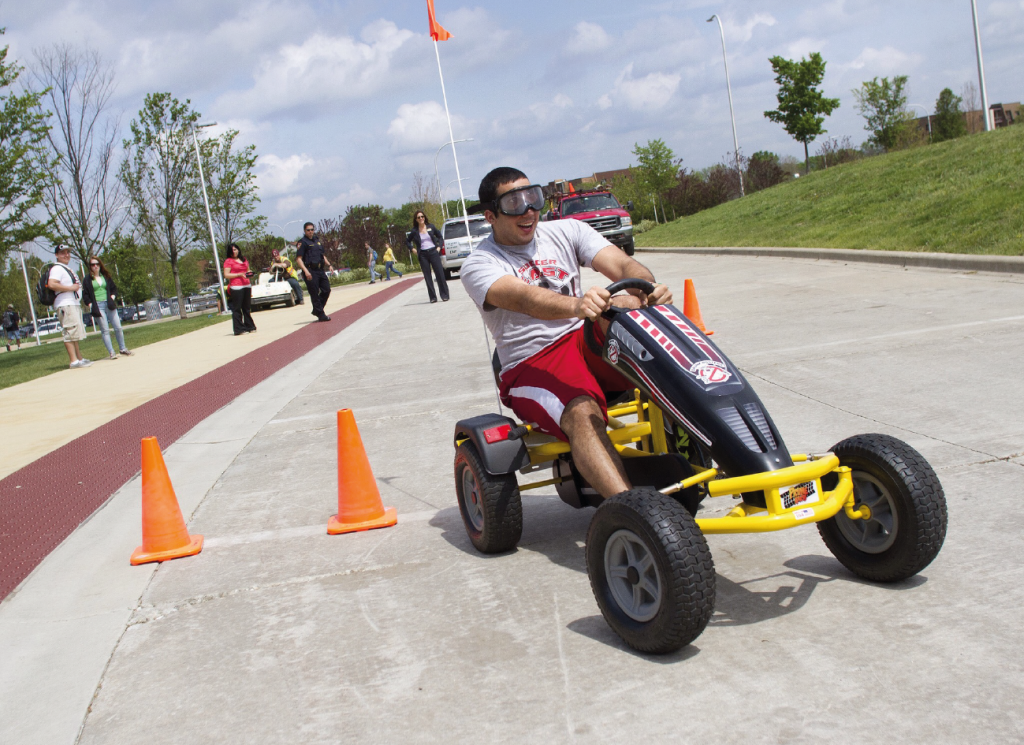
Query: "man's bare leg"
63 341 82 363
560 395 630 498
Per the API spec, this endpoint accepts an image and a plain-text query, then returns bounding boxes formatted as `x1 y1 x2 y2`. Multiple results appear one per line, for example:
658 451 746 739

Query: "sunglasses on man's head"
489 184 545 216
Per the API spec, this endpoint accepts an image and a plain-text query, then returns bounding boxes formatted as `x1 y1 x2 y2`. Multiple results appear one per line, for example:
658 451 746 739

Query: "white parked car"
250 272 297 309
440 215 492 280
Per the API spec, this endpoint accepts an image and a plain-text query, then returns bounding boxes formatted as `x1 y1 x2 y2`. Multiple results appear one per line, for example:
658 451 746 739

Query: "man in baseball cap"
48 244 92 368
270 248 304 305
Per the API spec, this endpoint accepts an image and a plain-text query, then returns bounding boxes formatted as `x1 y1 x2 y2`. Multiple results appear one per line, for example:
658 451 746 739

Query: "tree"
340 204 386 268
631 138 679 221
31 45 124 268
745 151 787 193
102 230 155 305
764 53 840 174
188 128 265 249
0 30 52 263
119 93 201 318
932 88 968 143
852 75 913 151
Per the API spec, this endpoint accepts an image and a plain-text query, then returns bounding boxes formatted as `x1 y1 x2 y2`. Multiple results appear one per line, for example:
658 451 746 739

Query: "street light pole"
191 121 229 313
708 14 744 197
434 138 473 221
908 104 932 138
970 0 992 131
17 245 41 346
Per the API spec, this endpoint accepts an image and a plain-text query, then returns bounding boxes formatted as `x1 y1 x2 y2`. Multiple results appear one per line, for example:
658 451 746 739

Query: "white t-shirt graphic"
461 219 608 372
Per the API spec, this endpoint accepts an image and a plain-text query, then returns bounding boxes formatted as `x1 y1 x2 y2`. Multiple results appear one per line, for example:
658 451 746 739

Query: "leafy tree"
631 139 679 221
0 30 52 263
340 204 387 268
764 53 841 174
932 88 968 143
119 93 201 318
188 128 265 249
853 75 912 151
102 230 156 305
31 45 125 268
745 151 787 193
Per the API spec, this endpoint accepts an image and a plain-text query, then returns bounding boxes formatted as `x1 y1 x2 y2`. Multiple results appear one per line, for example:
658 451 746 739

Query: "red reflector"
483 424 511 444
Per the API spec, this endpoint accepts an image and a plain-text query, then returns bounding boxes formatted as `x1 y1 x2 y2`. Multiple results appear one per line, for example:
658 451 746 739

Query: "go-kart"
453 279 947 654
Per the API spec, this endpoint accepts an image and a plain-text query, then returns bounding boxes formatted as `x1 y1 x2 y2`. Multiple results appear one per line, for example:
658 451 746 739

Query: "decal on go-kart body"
628 307 733 387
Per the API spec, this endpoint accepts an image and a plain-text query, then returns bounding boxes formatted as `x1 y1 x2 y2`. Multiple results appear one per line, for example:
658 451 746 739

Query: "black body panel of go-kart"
601 303 793 479
453 413 530 476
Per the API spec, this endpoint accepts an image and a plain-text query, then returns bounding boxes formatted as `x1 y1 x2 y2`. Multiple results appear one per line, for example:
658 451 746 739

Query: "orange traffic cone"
130 437 203 565
328 409 398 535
682 279 714 336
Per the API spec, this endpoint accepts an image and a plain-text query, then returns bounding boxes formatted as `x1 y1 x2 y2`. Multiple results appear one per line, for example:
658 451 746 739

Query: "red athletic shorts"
499 325 631 442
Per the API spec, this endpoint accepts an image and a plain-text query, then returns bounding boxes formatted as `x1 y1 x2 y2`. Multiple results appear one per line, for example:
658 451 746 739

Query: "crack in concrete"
935 452 1024 471
125 560 428 625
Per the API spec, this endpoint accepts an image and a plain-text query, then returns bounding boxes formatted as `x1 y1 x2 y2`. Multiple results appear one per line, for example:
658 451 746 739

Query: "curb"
635 246 1024 274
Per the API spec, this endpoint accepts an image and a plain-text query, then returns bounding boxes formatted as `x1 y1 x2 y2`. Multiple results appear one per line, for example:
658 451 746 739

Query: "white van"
440 215 492 280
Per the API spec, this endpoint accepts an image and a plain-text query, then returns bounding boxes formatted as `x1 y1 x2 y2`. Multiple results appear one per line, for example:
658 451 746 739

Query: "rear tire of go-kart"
285 291 296 307
454 441 522 554
586 488 715 654
818 433 947 582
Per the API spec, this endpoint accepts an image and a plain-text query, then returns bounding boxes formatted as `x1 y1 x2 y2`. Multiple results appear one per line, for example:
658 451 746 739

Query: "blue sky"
5 1 1022 229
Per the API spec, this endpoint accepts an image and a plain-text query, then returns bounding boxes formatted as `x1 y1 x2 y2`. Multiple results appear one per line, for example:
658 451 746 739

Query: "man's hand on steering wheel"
647 282 672 306
574 286 613 320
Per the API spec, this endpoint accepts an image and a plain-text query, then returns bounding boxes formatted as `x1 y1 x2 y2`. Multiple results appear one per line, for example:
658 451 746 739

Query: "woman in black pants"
223 243 257 335
407 210 449 303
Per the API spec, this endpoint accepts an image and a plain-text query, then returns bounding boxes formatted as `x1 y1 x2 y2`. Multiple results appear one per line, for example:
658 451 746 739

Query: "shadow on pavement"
783 554 929 589
566 615 702 663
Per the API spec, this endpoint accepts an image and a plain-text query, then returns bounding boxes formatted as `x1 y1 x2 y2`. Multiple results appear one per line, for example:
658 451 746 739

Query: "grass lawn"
638 124 1023 255
0 313 229 391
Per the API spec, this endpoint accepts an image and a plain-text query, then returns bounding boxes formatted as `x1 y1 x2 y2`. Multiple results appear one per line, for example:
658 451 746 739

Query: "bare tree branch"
30 44 125 266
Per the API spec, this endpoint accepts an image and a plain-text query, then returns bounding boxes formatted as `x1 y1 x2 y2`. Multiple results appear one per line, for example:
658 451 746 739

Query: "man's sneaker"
318 315 331 322
80 358 93 367
70 359 93 369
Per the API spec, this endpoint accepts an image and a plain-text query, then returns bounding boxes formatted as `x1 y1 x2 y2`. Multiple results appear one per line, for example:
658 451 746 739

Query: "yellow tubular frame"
515 390 868 535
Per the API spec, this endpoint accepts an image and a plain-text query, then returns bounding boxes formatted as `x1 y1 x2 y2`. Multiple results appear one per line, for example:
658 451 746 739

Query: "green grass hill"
638 124 1023 255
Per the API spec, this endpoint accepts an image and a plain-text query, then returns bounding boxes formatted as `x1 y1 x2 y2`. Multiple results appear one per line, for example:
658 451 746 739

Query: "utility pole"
971 0 992 131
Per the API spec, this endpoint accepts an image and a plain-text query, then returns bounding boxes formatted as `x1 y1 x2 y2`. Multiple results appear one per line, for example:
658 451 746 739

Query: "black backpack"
35 264 72 306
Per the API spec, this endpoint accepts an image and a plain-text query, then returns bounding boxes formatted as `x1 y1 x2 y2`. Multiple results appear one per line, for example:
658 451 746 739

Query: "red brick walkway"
0 281 415 601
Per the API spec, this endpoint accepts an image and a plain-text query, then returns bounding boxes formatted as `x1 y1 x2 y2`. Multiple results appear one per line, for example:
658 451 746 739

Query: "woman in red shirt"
223 243 257 335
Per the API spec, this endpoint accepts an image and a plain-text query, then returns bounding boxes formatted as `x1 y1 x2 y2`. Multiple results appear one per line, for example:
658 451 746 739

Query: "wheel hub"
604 529 663 622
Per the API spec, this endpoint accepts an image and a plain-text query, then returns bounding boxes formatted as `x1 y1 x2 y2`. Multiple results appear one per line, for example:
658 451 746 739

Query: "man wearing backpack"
47 244 92 368
2 304 20 352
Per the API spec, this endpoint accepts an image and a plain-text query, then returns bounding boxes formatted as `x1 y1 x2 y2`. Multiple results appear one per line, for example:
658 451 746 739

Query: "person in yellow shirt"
271 248 305 304
382 243 403 281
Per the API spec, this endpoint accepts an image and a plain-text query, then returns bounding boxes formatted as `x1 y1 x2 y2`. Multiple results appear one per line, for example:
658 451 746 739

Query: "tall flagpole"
432 40 473 240
433 36 499 411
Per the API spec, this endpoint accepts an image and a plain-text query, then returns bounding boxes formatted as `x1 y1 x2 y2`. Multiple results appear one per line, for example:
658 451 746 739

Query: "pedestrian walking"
407 210 449 303
81 255 133 359
2 304 20 352
223 243 257 335
295 222 334 322
46 244 92 368
366 243 379 284
383 243 403 280
270 249 305 304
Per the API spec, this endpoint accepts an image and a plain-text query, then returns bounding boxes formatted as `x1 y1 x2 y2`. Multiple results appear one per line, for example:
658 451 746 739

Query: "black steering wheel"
582 278 656 356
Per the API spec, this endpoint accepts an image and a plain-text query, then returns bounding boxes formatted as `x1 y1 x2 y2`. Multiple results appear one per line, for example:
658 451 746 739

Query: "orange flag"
427 0 452 41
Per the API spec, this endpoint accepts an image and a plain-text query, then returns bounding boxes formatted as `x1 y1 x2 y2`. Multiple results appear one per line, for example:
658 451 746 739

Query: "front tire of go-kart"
818 434 947 582
454 441 522 554
586 488 715 654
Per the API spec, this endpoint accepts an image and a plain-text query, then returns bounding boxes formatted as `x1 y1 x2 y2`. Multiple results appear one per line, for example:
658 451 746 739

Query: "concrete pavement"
2 254 1023 743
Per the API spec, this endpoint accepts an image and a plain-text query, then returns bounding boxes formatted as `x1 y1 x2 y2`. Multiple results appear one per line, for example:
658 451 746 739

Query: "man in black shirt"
295 222 334 321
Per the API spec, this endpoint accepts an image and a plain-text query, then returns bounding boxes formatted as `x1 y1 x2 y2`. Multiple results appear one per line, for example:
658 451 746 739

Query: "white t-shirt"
49 263 81 309
461 219 609 372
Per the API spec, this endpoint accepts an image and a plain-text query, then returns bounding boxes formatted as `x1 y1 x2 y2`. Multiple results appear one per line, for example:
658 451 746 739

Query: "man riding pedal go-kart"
454 167 947 655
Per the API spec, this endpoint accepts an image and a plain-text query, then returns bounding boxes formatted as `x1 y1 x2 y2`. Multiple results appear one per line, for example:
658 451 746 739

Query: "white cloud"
723 13 777 43
565 22 611 55
597 94 612 110
841 46 922 74
387 101 469 153
257 154 314 196
608 64 681 111
215 21 415 118
276 195 305 215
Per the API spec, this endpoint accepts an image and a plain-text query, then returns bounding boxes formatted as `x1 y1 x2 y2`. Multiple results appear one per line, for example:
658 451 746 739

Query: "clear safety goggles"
493 184 545 216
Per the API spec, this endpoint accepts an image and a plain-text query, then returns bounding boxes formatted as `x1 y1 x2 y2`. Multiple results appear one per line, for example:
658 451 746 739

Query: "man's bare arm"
591 246 672 306
485 276 583 320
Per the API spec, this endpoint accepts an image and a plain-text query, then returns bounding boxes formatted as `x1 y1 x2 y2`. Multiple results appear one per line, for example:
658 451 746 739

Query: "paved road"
2 254 1022 744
